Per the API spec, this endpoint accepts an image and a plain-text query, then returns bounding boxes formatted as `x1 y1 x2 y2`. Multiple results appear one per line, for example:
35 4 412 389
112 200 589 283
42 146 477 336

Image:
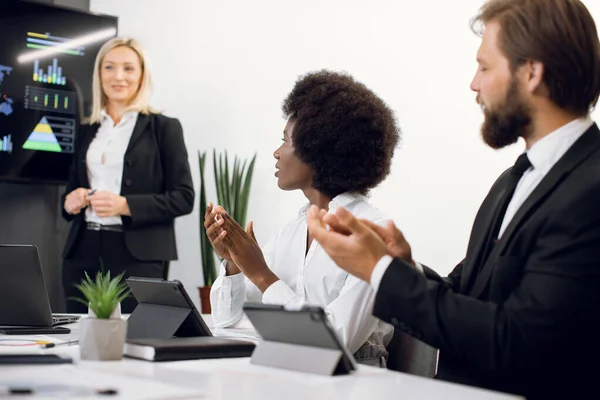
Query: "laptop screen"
0 244 54 326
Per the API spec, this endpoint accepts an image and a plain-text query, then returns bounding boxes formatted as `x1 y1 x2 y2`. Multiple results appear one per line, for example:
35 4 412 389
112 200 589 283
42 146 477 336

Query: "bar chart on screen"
24 86 76 115
32 59 67 86
0 135 13 153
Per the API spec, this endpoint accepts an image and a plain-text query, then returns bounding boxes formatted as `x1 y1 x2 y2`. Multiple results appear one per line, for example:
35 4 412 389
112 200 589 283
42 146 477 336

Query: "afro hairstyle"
281 69 401 198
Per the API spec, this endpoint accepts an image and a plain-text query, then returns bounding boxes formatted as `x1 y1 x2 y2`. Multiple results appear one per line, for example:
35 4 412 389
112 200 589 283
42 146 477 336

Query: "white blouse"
210 192 394 354
85 110 138 225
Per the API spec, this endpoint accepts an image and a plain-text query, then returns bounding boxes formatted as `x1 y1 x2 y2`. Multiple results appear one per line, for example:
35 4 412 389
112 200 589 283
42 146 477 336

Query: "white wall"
91 0 600 309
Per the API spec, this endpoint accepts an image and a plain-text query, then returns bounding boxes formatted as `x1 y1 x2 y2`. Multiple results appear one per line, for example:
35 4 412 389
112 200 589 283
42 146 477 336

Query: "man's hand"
359 219 415 266
220 212 279 292
86 190 129 218
306 205 388 283
64 187 90 215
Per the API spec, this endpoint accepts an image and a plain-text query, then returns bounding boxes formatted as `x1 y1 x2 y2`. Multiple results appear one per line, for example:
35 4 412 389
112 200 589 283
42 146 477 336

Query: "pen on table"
0 386 118 396
41 339 79 349
0 387 33 395
0 339 52 346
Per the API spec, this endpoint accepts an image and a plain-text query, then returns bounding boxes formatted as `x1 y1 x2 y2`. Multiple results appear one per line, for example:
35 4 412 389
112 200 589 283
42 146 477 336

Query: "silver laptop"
0 244 79 327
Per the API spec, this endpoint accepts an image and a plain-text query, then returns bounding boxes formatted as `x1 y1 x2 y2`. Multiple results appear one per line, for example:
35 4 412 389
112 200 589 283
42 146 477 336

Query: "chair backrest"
162 260 170 280
387 328 438 377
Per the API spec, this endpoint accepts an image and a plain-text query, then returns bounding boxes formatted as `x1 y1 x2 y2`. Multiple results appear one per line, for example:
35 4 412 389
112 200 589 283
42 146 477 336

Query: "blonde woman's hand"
64 187 90 215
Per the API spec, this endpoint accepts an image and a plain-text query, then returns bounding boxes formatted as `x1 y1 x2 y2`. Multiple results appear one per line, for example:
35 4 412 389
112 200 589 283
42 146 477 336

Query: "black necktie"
481 152 532 265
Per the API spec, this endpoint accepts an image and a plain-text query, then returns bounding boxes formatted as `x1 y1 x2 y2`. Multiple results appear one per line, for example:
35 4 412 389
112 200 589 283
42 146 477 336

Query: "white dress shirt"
210 192 394 354
85 110 138 225
371 116 594 292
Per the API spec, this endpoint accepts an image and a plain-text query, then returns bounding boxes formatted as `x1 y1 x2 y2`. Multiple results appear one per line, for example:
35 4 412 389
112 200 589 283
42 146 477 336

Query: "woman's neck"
303 188 332 255
303 188 332 210
106 102 127 126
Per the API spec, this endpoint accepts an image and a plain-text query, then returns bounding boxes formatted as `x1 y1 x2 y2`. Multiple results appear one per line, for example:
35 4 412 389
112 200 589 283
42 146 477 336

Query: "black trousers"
62 228 165 313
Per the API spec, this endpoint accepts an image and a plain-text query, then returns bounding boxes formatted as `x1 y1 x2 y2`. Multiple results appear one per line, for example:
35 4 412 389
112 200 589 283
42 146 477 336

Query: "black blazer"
62 113 195 261
373 124 600 399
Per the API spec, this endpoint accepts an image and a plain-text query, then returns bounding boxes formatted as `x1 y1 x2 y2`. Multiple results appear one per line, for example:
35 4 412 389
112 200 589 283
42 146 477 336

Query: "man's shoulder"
544 149 600 219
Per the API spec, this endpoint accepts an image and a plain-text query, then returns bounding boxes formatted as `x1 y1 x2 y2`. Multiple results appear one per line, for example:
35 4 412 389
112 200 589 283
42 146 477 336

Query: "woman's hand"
204 203 234 263
86 190 129 218
64 188 90 215
220 212 279 292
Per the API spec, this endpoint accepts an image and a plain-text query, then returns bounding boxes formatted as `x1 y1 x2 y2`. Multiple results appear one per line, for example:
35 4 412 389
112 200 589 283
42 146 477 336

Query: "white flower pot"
79 316 128 361
88 302 121 319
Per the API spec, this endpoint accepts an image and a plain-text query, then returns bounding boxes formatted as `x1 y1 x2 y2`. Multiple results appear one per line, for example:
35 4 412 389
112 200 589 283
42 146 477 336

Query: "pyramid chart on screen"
23 116 62 152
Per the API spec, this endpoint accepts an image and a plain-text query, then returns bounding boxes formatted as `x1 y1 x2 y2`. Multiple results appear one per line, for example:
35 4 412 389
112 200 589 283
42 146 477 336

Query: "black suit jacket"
373 124 600 399
62 113 195 261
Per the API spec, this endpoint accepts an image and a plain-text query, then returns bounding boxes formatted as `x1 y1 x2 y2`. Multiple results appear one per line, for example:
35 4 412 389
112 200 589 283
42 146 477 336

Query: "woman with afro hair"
205 70 401 366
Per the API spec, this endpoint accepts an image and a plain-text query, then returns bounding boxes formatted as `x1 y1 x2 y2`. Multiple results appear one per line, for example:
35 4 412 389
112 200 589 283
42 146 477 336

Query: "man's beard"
480 78 533 149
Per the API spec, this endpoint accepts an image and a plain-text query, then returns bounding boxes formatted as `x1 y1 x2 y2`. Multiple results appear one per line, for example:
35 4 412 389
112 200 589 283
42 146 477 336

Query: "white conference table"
0 316 524 400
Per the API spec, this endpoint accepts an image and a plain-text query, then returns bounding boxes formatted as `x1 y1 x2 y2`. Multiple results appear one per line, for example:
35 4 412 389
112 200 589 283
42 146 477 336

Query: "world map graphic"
0 65 14 116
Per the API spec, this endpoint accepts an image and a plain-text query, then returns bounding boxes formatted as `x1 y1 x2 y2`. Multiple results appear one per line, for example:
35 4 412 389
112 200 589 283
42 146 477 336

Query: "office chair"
162 260 170 280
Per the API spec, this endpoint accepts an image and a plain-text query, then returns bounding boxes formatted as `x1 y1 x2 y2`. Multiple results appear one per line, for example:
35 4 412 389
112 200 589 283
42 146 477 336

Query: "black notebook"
123 337 256 362
0 354 72 364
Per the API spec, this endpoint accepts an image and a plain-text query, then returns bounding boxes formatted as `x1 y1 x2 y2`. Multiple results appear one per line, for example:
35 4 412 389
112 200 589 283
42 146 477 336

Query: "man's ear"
524 60 545 94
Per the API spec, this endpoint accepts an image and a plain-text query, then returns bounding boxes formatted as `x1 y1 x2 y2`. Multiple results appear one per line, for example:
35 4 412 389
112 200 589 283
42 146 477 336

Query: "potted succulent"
198 149 256 314
73 271 130 361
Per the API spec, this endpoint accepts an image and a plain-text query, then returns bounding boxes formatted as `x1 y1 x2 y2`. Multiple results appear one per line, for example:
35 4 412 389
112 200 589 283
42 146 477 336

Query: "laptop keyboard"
52 315 80 325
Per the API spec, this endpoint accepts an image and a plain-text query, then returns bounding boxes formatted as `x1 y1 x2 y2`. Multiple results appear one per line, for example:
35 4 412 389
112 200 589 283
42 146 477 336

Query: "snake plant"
198 150 257 287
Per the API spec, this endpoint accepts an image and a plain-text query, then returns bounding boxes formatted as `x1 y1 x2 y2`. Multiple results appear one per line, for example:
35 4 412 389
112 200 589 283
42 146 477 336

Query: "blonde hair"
88 37 158 124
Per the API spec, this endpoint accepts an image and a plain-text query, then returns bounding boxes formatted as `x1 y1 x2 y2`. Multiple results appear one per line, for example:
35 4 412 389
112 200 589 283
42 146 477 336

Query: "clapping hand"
218 212 279 292
204 203 233 262
307 205 392 282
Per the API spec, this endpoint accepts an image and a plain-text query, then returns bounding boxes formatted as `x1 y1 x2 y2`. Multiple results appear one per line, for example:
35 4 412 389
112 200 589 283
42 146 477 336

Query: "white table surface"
0 315 524 400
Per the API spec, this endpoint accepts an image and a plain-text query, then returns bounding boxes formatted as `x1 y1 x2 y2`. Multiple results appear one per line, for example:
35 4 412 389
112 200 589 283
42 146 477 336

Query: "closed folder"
123 337 256 362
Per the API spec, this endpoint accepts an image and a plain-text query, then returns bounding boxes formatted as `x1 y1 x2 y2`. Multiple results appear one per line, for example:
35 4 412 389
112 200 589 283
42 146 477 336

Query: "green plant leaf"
239 153 257 227
72 271 130 319
224 151 231 211
199 150 217 286
216 153 223 206
232 157 241 222
203 149 257 284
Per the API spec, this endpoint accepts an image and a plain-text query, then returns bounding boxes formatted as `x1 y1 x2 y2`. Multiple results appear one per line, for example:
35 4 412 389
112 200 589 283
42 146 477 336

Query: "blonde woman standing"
61 37 194 312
